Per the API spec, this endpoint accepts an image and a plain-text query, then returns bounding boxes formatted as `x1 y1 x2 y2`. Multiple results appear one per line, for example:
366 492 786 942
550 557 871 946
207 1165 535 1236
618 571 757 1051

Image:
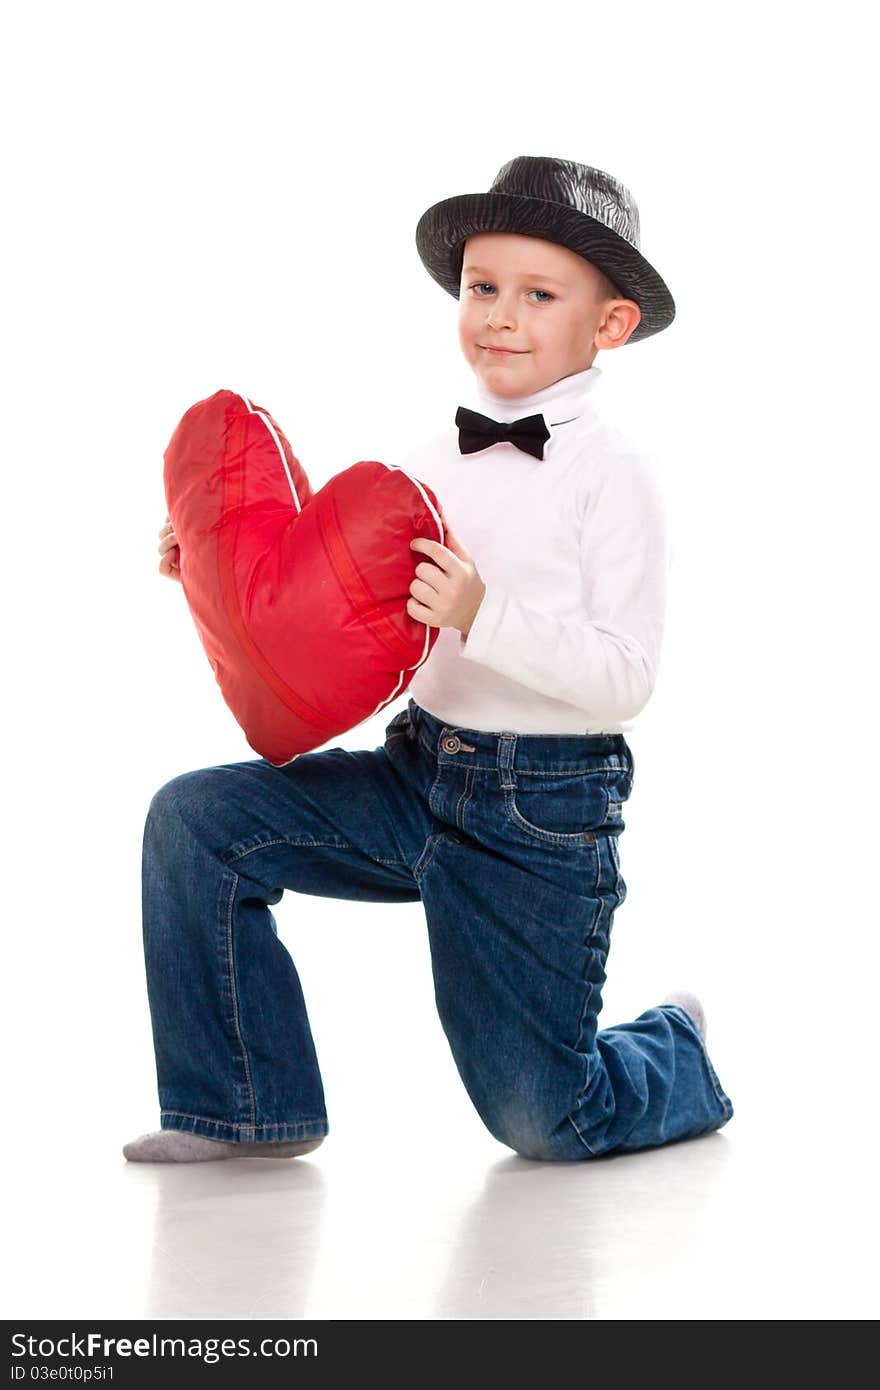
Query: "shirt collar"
469 363 603 428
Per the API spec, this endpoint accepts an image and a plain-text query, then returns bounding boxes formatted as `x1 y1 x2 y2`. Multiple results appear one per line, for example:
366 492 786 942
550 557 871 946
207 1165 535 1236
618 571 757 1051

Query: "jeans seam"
575 859 604 1048
224 836 409 871
161 1110 327 1132
414 833 444 882
606 833 625 914
225 870 256 1130
665 1005 734 1116
426 755 444 826
455 765 475 831
567 1110 597 1155
224 835 352 865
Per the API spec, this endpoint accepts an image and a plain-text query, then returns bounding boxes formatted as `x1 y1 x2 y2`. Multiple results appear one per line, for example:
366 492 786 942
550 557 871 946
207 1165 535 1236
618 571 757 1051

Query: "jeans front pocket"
503 770 609 846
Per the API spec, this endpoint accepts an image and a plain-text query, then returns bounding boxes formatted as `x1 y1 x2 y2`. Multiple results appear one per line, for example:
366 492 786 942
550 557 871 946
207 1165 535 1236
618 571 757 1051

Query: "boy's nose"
487 303 516 328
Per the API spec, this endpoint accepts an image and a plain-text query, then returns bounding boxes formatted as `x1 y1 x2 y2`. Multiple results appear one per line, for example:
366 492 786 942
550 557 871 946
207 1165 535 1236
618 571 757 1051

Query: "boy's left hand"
408 522 486 637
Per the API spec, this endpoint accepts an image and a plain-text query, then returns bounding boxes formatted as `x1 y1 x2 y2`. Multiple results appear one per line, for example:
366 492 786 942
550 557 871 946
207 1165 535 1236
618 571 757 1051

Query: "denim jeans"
141 697 733 1160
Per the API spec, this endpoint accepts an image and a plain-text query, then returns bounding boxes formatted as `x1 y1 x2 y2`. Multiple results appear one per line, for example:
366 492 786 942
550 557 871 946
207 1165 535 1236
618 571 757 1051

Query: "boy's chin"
472 353 533 385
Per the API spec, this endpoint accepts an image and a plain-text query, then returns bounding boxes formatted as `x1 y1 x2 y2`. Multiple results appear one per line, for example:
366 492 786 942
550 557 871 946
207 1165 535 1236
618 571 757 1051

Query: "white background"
2 0 877 1320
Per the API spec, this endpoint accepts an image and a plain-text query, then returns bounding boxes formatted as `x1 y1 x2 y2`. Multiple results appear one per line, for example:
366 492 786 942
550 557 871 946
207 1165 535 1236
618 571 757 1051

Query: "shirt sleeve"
457 452 671 724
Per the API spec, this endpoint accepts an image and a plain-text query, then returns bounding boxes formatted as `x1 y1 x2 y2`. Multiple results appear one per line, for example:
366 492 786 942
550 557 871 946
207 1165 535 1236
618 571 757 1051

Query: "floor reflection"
126 1129 732 1319
140 1158 327 1319
432 1131 732 1319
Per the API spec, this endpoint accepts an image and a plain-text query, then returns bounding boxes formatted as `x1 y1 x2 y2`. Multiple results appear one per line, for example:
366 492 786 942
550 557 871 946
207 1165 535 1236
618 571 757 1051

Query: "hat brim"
415 191 675 344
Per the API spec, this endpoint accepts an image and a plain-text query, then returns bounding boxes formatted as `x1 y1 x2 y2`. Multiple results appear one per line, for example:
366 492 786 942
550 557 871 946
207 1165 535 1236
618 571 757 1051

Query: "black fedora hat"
415 154 675 345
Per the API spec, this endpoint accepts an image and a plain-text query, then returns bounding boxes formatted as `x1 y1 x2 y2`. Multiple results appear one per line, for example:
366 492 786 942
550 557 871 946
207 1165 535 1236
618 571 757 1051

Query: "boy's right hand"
158 514 181 582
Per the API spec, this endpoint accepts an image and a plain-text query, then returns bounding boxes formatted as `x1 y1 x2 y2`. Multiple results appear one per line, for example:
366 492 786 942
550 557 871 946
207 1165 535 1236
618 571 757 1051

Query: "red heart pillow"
163 389 446 765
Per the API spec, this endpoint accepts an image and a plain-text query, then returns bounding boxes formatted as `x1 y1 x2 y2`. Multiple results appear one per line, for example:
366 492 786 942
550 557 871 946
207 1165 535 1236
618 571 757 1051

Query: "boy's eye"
470 283 554 302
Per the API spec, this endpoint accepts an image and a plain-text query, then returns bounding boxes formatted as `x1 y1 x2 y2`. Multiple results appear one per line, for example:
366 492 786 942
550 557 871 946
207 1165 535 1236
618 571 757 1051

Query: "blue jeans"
141 698 733 1160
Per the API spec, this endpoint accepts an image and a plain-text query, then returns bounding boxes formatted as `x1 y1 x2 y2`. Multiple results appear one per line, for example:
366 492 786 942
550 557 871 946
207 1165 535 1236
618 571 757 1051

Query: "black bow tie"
455 405 551 461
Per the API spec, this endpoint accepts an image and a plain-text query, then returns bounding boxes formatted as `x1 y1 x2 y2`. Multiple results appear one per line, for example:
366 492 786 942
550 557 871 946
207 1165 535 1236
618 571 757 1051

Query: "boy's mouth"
481 345 526 355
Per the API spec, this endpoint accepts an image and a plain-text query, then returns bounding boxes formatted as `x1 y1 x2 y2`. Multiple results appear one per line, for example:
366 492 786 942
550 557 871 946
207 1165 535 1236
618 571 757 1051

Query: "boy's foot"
661 990 707 1042
122 1130 324 1162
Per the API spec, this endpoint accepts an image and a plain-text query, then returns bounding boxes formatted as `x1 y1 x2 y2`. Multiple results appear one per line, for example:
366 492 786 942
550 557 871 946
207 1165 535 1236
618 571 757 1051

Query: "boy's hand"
409 522 486 636
158 513 182 582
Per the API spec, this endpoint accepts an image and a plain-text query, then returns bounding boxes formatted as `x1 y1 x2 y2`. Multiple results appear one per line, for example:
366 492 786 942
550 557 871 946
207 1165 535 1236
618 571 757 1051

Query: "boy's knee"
487 1098 564 1162
146 769 224 831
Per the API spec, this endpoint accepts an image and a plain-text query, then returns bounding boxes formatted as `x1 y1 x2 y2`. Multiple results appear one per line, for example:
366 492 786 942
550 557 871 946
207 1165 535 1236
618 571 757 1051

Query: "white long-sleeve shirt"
401 363 671 735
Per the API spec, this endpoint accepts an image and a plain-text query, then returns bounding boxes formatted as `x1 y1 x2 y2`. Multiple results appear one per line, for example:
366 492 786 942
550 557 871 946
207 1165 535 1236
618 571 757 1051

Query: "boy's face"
457 232 639 398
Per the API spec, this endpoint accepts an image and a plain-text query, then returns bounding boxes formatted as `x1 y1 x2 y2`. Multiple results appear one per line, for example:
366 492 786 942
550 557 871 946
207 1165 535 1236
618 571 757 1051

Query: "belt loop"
498 733 517 790
407 697 420 735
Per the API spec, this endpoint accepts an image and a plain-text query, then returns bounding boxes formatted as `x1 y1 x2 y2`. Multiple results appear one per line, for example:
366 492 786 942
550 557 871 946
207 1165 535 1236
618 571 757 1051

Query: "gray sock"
122 1129 324 1162
661 989 707 1042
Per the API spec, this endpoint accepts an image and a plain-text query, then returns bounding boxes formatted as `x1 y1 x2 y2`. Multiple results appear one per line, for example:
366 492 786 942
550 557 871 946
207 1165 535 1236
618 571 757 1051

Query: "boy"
127 155 733 1162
